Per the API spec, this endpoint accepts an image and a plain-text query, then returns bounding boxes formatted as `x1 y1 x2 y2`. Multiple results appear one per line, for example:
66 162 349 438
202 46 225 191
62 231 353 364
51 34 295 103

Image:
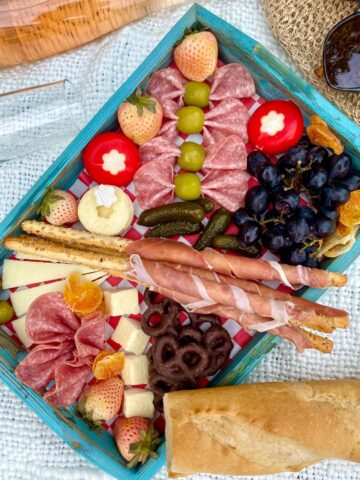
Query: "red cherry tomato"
247 100 304 155
82 132 140 187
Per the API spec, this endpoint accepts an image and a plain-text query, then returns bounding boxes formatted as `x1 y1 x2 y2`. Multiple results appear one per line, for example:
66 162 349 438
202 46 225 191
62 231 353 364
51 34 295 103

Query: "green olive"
0 301 14 325
184 81 211 108
174 173 201 201
178 142 206 172
176 106 205 134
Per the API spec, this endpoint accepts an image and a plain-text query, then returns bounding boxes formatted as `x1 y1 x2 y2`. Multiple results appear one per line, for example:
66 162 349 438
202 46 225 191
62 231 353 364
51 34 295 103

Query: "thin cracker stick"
4 236 130 278
21 220 132 253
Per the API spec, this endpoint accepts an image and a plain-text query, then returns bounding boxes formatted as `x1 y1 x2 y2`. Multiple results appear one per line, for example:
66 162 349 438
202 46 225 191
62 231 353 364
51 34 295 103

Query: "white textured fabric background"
0 1 359 479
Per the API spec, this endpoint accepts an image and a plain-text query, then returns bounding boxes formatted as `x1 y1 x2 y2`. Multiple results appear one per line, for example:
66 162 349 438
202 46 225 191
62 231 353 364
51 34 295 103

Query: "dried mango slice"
93 351 125 379
338 190 360 227
64 272 103 316
307 124 344 155
318 225 359 258
310 115 328 127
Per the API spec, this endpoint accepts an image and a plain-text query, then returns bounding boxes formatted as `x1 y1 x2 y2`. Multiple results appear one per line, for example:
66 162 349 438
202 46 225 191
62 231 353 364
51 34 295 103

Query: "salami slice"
210 63 256 104
147 67 187 106
134 159 174 209
75 312 105 361
202 169 249 211
44 359 91 407
26 292 80 344
139 135 179 165
15 342 74 390
203 135 248 170
203 98 249 147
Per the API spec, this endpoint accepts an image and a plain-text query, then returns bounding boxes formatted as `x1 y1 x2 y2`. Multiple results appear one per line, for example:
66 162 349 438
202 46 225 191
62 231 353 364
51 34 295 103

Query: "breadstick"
4 236 130 277
21 220 132 253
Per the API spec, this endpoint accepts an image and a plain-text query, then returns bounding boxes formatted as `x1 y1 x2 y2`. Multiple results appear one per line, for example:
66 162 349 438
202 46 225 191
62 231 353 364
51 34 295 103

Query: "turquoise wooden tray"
0 4 359 479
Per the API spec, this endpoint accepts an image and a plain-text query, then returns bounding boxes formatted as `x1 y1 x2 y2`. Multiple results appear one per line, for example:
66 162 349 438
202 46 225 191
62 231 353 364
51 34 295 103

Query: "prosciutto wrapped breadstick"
166 263 349 331
126 238 347 288
127 255 334 329
148 286 333 353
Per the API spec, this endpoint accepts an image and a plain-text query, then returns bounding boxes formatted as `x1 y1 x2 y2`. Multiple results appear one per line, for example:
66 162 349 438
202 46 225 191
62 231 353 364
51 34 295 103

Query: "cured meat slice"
133 159 174 209
203 135 248 170
15 342 74 390
44 358 91 407
203 99 249 147
125 238 347 289
26 292 80 344
147 68 187 106
202 169 249 212
139 135 179 165
75 312 106 361
210 63 256 103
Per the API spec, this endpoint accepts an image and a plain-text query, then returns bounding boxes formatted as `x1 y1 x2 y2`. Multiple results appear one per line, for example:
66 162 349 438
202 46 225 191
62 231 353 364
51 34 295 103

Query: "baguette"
164 380 360 477
4 236 130 278
21 220 132 253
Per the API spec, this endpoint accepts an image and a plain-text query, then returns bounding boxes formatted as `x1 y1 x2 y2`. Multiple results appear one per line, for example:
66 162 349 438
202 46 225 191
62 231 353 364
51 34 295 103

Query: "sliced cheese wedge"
12 316 32 349
10 271 108 317
2 259 97 289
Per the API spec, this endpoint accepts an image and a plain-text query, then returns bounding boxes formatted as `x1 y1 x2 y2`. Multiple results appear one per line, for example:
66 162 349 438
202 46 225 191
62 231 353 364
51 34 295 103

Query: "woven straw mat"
262 0 360 125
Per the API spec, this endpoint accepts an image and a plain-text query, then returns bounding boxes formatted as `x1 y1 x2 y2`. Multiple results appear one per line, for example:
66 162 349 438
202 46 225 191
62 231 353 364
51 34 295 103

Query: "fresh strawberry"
118 89 163 145
39 189 78 226
174 30 218 82
114 416 160 468
78 377 124 424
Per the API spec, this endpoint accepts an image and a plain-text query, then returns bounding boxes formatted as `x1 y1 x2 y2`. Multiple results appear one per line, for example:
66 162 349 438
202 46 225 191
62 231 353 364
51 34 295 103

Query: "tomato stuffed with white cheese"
82 132 140 186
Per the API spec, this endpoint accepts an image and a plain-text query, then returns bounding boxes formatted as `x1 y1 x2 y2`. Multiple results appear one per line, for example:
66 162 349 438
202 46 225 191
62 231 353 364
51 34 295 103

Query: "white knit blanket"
0 1 359 479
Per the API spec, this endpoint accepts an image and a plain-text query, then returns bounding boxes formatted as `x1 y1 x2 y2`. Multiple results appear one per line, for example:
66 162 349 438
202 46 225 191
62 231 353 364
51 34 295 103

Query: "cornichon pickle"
194 208 231 251
145 221 204 238
213 235 261 257
191 197 214 213
138 202 205 226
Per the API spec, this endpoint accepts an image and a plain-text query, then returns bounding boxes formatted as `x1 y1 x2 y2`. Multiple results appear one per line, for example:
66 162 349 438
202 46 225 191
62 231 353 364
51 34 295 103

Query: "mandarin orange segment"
64 272 103 315
93 351 125 379
338 190 360 228
306 124 344 155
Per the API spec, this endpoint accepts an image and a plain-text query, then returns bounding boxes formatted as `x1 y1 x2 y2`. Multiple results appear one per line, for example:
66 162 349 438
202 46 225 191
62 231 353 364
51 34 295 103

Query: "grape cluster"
233 136 360 266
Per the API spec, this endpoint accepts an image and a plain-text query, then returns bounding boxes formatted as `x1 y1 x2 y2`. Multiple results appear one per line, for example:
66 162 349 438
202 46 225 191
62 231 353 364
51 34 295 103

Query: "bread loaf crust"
164 380 360 477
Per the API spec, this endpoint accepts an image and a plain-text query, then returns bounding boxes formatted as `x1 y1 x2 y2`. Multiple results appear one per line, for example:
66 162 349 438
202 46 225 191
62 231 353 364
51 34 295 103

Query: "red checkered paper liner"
0 84 294 435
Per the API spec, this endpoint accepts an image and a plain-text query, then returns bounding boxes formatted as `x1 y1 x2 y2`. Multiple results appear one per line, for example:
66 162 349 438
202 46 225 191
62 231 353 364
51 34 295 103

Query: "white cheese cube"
111 316 149 354
123 388 154 418
104 288 140 316
12 316 32 348
122 355 149 385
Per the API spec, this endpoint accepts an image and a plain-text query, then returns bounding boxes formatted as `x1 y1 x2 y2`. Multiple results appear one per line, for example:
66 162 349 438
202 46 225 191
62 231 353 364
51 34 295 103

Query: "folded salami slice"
147 64 255 112
15 293 106 407
16 342 74 391
43 359 92 408
26 292 80 344
125 238 347 289
133 157 248 211
209 63 256 104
